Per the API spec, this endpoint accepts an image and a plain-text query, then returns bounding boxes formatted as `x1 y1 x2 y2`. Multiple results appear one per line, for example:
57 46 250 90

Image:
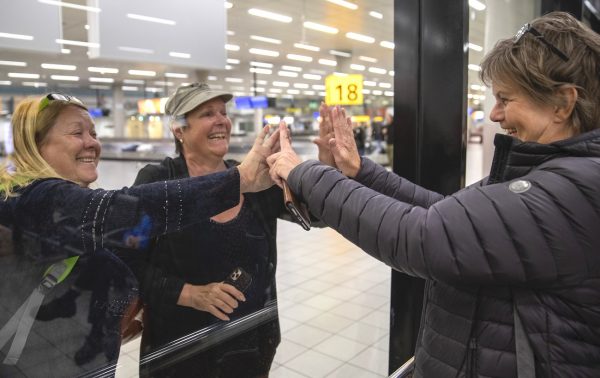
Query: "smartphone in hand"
283 181 311 231
224 267 252 293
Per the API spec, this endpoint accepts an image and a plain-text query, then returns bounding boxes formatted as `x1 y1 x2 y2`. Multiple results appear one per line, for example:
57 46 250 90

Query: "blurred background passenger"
268 12 600 378
0 93 277 376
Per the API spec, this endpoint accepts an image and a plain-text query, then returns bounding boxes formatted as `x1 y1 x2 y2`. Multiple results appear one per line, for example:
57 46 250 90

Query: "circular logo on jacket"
509 180 531 193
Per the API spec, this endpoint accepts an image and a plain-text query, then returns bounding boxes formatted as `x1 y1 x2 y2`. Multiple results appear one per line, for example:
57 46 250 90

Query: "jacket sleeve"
354 158 444 208
12 168 241 256
287 159 600 288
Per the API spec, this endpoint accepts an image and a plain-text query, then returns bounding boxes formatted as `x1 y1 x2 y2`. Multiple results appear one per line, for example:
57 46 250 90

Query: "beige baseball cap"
164 82 233 117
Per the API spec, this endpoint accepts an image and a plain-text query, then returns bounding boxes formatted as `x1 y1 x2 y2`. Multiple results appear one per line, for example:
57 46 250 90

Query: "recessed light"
248 8 292 23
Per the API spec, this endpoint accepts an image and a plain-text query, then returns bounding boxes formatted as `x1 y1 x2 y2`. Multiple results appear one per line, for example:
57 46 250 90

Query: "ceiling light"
250 68 273 75
249 48 279 57
56 39 99 48
145 87 162 92
119 46 153 54
38 1 101 12
0 61 26 67
225 77 243 83
8 73 40 79
282 65 302 72
287 89 300 95
123 79 145 84
380 41 395 49
468 42 483 52
257 80 268 85
333 72 347 77
311 69 327 74
326 0 358 10
318 92 326 96
294 83 309 89
230 86 245 91
50 75 79 81
303 90 315 95
170 51 191 59
227 58 240 64
250 35 282 44
303 21 338 34
247 8 292 23
303 74 322 80
369 11 383 19
363 80 377 87
389 70 395 76
378 82 392 88
384 91 394 97
127 13 175 25
225 1 233 9
273 81 290 87
0 32 34 40
22 81 47 87
362 89 371 94
153 81 174 86
207 76 218 81
369 67 387 74
122 86 139 91
225 44 240 51
346 32 375 43
165 72 188 79
329 50 351 58
287 53 313 62
469 0 486 11
359 55 377 63
313 84 325 90
84 24 90 30
278 71 298 77
318 58 337 66
128 70 156 76
269 88 282 93
210 84 223 89
372 90 383 95
61 48 71 54
294 43 320 52
88 66 118 74
227 30 235 36
468 64 482 71
250 61 273 68
89 77 114 83
89 85 110 90
350 64 365 71
0 81 11 85
41 63 76 70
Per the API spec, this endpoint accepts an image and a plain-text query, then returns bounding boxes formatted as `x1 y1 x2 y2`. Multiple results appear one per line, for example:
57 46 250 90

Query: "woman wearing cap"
268 12 600 377
0 93 277 374
132 83 290 377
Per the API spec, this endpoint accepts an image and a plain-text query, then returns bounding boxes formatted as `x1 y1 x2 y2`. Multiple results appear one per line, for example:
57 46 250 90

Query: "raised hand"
313 102 336 167
329 106 361 177
266 121 302 187
178 282 246 321
238 124 280 193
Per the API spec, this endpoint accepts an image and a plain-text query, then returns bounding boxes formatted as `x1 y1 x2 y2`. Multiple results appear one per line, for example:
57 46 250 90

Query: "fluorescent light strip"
119 46 154 54
165 72 188 78
378 82 392 88
362 89 371 94
469 0 486 11
145 87 163 92
225 65 233 70
303 21 338 34
250 61 274 68
313 84 325 90
250 68 273 75
127 13 175 25
350 64 365 71
225 1 233 9
294 83 309 89
273 81 289 87
0 32 34 40
269 88 282 93
318 59 337 66
346 32 375 43
38 0 100 12
122 86 139 91
330 50 351 57
311 69 327 74
303 90 315 95
90 85 111 90
225 77 243 83
282 65 302 72
369 11 383 19
333 72 347 77
88 66 118 74
50 75 79 81
227 58 240 64
303 74 322 80
225 44 240 51
249 48 279 57
257 80 268 85
207 76 218 81
0 61 26 67
468 42 483 52
61 48 71 54
128 70 156 76
123 79 145 84
169 51 191 59
56 39 99 48
23 82 47 87
278 71 298 77
586 0 599 16
380 41 395 49
369 67 387 74
41 63 76 70
250 35 282 44
154 81 174 86
372 90 383 95
0 81 11 85
359 55 377 63
230 86 245 91
363 80 377 87
468 64 482 72
326 0 358 10
89 77 114 83
287 54 313 62
248 8 292 23
287 89 300 94
227 30 235 36
8 72 39 79
294 43 320 52
389 70 395 76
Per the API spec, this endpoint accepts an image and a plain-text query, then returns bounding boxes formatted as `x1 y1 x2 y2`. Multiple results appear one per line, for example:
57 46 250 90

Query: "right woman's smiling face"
180 98 231 160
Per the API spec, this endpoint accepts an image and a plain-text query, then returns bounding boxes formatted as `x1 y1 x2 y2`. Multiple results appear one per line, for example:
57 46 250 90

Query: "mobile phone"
224 267 252 293
282 181 311 231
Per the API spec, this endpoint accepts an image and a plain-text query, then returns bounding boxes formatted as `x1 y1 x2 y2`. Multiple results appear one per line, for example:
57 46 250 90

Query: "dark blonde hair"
480 11 600 134
0 97 87 197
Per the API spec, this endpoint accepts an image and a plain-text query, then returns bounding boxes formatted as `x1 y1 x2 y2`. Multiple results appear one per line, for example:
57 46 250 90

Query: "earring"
179 139 183 143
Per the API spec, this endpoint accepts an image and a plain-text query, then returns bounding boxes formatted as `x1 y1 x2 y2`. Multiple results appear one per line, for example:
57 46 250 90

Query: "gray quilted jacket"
287 130 600 377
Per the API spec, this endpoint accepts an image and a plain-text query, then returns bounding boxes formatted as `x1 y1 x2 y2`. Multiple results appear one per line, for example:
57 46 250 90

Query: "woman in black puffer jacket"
268 12 600 378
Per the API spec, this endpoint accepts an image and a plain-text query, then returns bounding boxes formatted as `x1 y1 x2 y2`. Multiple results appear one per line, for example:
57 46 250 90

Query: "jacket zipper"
467 338 477 377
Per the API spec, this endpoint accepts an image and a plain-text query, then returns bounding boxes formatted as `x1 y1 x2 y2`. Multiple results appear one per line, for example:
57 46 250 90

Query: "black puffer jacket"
287 130 600 377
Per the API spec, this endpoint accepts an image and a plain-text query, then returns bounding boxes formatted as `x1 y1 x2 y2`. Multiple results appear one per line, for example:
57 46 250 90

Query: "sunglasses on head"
514 23 569 62
38 93 85 112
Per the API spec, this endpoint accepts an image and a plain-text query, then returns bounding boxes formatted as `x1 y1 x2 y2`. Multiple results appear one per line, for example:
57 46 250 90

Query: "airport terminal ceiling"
0 0 487 100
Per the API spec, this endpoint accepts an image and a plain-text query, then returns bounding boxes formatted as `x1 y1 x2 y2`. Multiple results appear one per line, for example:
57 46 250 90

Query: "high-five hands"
327 106 361 178
238 124 281 193
266 121 302 188
313 102 336 167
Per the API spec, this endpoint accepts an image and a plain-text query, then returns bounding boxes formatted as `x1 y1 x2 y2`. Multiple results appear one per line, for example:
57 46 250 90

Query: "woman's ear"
555 86 578 122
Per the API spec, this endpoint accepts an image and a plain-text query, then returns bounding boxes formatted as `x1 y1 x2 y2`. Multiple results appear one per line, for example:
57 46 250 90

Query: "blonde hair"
0 97 85 197
480 11 600 135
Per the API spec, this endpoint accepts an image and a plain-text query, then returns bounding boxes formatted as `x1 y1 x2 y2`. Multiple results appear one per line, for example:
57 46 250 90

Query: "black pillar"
389 0 468 373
